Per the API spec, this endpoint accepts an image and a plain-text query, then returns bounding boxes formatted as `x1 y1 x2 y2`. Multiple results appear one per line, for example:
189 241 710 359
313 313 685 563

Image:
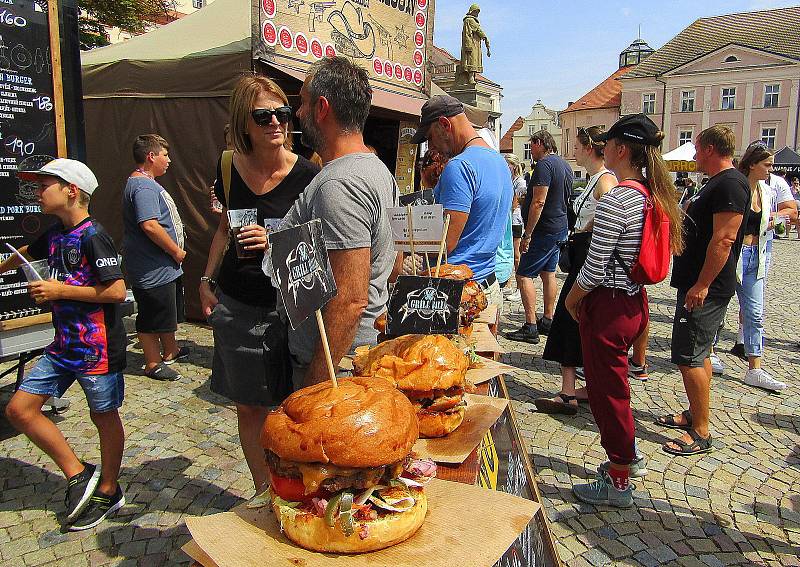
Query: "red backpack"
612 180 672 285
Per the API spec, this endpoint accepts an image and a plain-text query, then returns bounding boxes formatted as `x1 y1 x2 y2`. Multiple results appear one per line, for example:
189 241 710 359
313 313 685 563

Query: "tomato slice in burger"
269 470 325 502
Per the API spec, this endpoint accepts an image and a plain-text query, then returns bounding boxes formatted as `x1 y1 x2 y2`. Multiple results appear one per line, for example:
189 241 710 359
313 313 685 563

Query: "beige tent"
81 0 254 319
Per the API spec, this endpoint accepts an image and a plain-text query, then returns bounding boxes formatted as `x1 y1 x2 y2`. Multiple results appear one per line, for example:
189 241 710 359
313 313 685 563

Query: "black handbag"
261 311 294 405
558 187 594 273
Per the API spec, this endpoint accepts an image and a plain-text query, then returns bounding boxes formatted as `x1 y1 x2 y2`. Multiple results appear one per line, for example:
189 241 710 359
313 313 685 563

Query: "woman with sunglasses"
733 144 787 391
564 114 683 507
534 126 616 415
199 74 319 494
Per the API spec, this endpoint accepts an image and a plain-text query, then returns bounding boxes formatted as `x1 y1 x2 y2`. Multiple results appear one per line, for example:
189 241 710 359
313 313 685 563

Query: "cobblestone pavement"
0 240 798 566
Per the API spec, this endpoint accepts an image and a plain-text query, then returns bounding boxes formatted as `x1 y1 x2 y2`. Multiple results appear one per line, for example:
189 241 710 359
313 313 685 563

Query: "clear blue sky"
432 0 799 135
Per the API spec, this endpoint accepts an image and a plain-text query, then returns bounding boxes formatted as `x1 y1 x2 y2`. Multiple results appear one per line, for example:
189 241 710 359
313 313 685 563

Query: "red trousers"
579 286 649 465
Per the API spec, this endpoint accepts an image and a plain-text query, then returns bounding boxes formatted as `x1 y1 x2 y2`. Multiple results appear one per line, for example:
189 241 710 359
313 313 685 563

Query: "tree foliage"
79 0 178 49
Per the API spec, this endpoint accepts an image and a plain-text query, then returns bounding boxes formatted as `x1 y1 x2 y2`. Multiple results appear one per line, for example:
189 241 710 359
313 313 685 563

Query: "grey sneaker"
144 362 181 381
598 455 648 478
573 472 633 508
163 346 190 365
710 353 724 375
64 462 101 521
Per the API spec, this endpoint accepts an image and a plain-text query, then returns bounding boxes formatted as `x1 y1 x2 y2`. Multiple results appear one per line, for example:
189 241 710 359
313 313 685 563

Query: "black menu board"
0 0 59 320
385 275 464 336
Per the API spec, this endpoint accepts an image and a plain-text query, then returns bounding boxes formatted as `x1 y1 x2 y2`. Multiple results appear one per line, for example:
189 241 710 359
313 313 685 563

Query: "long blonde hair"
622 135 685 255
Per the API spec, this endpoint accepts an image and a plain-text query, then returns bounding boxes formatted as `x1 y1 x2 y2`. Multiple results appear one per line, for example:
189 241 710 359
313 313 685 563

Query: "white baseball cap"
17 158 99 195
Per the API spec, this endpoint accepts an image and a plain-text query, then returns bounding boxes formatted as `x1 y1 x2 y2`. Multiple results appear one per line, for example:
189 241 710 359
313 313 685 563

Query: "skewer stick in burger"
261 376 436 553
353 335 471 438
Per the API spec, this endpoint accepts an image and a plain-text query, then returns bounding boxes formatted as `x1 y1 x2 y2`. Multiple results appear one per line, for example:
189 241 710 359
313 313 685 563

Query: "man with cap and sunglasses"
1 158 128 530
411 94 512 305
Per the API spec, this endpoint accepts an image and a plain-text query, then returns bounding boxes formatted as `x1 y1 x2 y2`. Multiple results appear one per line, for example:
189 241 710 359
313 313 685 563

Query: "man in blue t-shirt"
507 130 572 344
411 95 512 306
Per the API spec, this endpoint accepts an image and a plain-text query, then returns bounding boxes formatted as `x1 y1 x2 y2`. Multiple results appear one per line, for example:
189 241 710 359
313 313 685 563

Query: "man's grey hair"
307 57 372 134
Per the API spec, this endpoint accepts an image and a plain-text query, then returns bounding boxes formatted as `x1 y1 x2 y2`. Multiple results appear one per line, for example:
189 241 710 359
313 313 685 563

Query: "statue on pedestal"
458 4 490 85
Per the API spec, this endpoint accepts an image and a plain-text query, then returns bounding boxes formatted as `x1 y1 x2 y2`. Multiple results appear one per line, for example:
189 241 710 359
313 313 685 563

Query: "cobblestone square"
1 240 798 566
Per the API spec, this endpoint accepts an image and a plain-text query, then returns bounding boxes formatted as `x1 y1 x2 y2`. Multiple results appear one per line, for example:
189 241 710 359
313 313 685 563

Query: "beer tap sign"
268 219 339 386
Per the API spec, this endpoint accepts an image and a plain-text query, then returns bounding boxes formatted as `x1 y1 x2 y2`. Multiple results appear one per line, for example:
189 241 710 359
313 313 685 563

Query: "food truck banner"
0 0 59 321
254 0 431 97
268 219 337 329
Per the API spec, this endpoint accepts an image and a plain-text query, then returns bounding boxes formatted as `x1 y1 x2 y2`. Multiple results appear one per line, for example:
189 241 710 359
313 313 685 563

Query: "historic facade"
619 7 800 155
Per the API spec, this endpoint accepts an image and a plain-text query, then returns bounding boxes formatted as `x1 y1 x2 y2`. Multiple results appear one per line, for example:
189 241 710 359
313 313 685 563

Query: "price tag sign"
388 204 443 253
399 189 435 206
386 275 464 336
268 219 337 329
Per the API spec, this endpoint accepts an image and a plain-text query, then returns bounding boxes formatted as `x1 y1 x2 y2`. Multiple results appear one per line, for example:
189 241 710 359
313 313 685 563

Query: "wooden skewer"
435 214 451 277
315 309 338 388
406 205 416 276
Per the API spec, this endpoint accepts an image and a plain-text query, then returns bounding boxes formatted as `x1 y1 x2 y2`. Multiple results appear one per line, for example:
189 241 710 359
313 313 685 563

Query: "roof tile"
561 66 633 114
500 117 524 151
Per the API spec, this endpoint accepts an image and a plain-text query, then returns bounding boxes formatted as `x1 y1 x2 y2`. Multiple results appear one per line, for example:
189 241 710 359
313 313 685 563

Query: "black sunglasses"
251 106 293 126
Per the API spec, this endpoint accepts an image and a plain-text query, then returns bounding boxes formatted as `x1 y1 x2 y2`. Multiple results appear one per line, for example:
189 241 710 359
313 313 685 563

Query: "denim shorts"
18 354 125 413
517 229 568 278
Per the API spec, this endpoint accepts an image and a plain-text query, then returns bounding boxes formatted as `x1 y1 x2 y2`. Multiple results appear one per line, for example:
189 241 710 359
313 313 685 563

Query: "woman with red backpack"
564 114 684 508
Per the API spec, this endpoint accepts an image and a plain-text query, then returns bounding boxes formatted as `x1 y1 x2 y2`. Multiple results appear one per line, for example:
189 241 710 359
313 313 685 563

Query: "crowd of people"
1 55 796 532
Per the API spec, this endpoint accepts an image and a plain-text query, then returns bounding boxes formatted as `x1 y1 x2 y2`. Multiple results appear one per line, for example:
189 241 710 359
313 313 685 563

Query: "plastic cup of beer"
20 259 50 281
228 209 259 259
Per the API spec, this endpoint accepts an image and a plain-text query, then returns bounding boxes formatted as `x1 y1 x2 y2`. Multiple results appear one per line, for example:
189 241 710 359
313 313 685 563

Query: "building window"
528 125 535 135
541 124 548 131
564 129 570 155
642 93 656 114
680 90 695 112
193 0 206 7
724 55 739 63
721 88 736 110
764 84 780 108
524 143 531 161
761 127 777 149
678 130 693 146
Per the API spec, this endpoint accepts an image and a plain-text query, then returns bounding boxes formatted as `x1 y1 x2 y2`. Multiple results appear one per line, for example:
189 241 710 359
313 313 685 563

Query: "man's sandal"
533 393 579 416
655 409 692 430
662 429 713 456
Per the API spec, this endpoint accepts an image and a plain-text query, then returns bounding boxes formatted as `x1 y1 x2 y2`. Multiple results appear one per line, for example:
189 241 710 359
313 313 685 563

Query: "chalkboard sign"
0 0 63 321
268 219 337 329
386 275 463 336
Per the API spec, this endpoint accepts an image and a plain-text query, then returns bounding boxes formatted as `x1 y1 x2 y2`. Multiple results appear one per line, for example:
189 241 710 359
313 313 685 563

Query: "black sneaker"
729 343 747 362
163 346 190 365
64 462 101 521
536 316 552 335
627 356 649 381
69 485 125 531
506 324 540 344
145 362 181 381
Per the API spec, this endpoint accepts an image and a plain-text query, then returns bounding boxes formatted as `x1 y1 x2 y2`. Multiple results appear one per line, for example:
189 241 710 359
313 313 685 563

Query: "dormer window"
724 55 739 63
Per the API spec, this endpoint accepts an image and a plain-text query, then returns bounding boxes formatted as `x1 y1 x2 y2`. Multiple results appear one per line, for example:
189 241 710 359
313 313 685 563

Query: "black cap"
595 113 661 146
411 95 465 144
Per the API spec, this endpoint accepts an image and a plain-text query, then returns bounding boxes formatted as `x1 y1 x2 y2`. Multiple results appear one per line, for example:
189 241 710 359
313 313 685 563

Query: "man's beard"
300 114 325 154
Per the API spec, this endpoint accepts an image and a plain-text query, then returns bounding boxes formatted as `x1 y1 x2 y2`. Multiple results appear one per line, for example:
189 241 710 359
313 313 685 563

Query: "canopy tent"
774 146 800 176
663 142 696 172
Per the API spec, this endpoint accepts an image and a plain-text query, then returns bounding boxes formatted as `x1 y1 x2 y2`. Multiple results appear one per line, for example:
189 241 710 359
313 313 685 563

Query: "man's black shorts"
132 278 184 334
671 290 731 368
512 224 524 238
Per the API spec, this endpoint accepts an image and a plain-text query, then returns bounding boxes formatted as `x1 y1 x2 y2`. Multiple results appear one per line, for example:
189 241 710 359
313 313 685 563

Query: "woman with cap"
534 126 616 415
564 114 684 507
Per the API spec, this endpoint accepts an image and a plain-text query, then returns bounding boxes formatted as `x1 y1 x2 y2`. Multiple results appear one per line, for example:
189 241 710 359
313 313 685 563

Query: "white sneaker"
506 290 522 302
743 369 787 392
710 353 724 375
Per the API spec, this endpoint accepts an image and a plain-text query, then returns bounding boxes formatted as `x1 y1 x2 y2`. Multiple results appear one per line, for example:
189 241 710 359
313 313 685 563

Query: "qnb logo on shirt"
96 257 119 269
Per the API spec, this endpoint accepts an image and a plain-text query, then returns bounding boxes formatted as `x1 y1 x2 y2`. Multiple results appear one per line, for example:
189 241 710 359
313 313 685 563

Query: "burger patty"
405 386 464 411
266 450 407 493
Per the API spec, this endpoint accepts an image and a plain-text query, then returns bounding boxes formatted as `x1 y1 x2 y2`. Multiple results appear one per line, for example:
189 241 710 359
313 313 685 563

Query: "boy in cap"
1 158 128 530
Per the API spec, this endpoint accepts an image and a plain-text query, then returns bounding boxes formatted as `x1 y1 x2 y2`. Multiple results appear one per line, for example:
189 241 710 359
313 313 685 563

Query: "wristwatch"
200 276 216 286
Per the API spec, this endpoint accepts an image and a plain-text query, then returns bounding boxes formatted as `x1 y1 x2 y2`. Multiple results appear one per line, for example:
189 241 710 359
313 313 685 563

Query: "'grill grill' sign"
386 275 463 336
269 219 337 329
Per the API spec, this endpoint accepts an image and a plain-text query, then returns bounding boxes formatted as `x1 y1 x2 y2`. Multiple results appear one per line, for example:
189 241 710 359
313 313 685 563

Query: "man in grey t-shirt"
122 134 187 381
275 57 398 388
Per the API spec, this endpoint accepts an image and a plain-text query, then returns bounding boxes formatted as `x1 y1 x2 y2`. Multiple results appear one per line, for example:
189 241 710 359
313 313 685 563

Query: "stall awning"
774 146 800 174
663 142 696 172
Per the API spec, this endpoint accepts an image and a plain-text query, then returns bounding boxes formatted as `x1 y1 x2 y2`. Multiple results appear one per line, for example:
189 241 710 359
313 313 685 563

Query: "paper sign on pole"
268 219 337 329
388 204 443 252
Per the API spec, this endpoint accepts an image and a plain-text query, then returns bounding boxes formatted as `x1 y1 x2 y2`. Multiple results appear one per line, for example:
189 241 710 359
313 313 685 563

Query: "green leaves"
78 0 179 49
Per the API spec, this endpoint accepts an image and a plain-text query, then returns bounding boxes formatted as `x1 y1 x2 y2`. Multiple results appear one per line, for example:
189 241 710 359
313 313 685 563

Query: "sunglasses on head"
747 140 769 150
251 106 293 126
578 127 598 145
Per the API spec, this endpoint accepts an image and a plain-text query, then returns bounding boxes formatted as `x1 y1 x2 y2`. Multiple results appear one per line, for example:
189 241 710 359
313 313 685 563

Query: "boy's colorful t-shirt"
28 217 126 375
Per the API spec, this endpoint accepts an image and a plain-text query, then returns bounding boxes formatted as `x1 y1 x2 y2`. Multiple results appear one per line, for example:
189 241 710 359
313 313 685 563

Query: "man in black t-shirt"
659 126 750 458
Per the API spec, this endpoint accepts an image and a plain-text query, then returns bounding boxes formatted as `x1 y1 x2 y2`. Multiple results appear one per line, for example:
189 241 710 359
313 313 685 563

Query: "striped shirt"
576 184 645 295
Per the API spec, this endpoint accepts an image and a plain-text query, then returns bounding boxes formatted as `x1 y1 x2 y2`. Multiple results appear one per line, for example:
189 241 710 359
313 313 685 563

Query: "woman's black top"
214 154 319 307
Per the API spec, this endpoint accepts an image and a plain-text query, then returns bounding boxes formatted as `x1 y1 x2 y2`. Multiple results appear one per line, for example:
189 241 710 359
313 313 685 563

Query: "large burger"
261 376 436 553
353 334 471 438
